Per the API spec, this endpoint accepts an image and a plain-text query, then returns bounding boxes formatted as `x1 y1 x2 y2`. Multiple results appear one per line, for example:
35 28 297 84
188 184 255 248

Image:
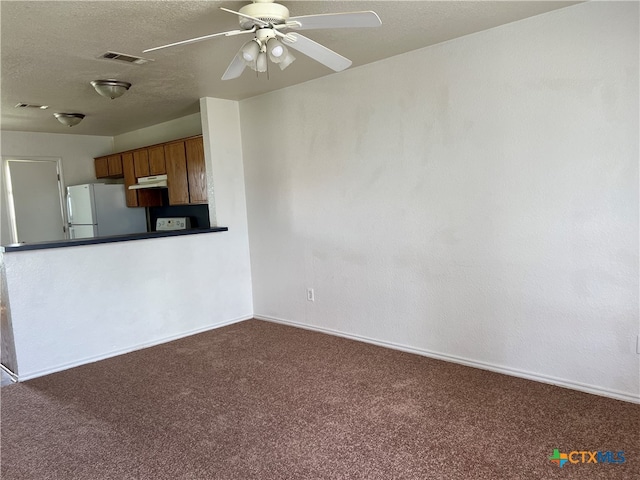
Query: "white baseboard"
17 314 253 382
255 314 640 405
0 363 18 381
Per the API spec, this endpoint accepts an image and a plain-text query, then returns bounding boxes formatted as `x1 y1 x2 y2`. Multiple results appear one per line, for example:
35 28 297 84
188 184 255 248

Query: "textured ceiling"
1 1 580 136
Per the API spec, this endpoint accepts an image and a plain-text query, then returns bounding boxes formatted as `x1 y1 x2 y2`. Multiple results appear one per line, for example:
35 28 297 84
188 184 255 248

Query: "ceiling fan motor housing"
238 1 290 29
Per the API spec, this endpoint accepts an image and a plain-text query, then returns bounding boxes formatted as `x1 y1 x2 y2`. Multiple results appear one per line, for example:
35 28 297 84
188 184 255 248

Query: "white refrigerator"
67 184 147 239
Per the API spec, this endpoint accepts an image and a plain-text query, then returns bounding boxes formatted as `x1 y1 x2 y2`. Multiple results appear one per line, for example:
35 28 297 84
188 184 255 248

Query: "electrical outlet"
306 288 315 302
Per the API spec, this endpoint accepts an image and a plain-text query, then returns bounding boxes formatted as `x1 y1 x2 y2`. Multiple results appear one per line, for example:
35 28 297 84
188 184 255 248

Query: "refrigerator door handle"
67 193 73 224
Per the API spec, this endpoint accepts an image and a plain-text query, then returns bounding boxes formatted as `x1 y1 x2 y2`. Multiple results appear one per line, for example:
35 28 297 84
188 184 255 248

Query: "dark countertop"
1 227 228 253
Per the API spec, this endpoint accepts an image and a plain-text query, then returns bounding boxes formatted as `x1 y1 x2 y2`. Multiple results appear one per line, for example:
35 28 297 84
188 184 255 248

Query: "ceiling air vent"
15 103 48 109
98 51 152 65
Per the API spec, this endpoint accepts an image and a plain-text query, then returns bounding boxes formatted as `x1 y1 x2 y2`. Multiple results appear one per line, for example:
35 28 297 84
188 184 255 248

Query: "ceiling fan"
143 0 382 80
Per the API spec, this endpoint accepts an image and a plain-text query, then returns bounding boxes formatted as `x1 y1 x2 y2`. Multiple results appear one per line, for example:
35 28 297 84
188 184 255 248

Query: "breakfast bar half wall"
1 229 253 380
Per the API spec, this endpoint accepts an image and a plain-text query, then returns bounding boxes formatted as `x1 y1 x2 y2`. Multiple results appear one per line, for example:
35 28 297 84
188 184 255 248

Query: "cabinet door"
123 152 161 207
148 146 166 175
134 150 163 207
133 150 150 178
185 137 208 204
165 141 189 205
95 157 109 178
121 153 140 207
107 155 123 177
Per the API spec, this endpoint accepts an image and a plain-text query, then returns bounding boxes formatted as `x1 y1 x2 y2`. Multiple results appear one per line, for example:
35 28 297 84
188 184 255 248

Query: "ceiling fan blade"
287 11 381 30
222 49 248 81
143 28 254 53
282 33 352 72
220 7 269 27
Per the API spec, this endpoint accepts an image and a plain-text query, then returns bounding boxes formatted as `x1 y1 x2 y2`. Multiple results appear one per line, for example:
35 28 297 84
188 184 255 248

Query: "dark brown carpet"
1 319 638 479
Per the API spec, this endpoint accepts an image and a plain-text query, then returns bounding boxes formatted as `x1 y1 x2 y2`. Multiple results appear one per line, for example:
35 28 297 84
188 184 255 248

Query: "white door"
5 159 66 243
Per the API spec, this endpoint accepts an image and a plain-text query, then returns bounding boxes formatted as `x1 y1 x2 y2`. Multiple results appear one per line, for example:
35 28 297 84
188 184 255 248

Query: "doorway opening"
3 158 67 244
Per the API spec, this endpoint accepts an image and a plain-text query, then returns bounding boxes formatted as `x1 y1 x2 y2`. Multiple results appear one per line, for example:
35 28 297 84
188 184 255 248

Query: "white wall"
241 2 639 402
0 131 113 244
112 113 202 152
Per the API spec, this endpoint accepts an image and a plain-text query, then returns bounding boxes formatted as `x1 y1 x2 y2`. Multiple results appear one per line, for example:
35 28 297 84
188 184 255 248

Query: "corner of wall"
199 96 254 315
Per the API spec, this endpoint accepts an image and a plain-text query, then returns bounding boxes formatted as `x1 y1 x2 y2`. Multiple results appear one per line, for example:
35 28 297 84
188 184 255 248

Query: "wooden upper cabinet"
94 135 206 206
165 141 189 205
95 155 123 179
148 146 166 175
132 147 165 178
107 155 123 177
185 137 207 204
95 156 109 178
133 150 150 178
124 151 162 208
122 152 139 207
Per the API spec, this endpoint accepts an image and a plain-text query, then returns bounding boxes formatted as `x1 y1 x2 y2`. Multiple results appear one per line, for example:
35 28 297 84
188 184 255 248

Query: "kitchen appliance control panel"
156 217 191 231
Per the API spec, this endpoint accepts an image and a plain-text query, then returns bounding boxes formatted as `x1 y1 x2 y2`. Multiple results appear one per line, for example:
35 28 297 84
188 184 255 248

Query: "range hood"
128 174 167 190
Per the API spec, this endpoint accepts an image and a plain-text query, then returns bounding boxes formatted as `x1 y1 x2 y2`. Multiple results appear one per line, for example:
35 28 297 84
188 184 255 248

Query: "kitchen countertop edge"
1 227 229 253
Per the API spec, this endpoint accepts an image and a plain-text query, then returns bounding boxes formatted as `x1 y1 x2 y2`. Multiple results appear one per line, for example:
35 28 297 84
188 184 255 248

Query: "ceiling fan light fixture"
278 51 296 70
54 113 85 127
267 38 287 63
90 79 132 99
256 52 268 73
241 40 261 63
